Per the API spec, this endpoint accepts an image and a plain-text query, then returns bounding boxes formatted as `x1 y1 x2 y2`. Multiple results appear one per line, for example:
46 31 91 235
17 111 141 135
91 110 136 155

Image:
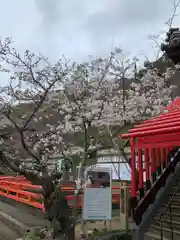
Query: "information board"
83 166 112 220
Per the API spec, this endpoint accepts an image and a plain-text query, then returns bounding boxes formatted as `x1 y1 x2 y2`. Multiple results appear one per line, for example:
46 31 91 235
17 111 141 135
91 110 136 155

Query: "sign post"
83 166 112 221
120 182 129 230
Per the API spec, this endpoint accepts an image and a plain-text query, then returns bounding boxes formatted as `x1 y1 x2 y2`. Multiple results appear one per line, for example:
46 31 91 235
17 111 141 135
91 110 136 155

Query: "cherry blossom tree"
0 38 176 238
0 38 76 239
126 67 175 121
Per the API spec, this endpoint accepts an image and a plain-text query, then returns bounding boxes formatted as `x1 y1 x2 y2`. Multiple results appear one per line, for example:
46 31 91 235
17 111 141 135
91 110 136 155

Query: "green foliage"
22 228 47 240
93 229 132 240
23 232 41 240
71 154 82 165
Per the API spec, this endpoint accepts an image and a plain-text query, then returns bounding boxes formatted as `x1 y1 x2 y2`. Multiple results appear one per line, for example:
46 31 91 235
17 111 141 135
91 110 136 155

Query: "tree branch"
2 110 41 163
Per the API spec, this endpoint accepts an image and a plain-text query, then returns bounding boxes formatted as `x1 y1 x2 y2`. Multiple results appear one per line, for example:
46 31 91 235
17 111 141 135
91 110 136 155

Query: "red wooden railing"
0 176 128 211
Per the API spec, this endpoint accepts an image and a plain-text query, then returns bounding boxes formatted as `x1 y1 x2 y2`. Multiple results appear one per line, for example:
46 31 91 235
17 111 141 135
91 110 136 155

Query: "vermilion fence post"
138 148 144 199
167 147 172 164
150 148 156 183
144 148 151 190
156 148 162 176
130 137 136 197
130 137 137 212
165 147 169 163
162 148 167 168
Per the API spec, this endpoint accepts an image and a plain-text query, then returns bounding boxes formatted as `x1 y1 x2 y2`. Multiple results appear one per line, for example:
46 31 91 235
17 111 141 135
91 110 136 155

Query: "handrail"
0 183 122 210
0 176 129 211
0 181 41 190
0 185 44 210
0 184 80 211
0 180 130 192
160 180 180 240
134 148 180 226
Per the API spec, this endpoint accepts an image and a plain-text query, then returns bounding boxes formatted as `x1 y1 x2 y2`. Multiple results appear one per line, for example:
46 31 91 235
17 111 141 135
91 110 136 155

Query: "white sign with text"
83 166 112 220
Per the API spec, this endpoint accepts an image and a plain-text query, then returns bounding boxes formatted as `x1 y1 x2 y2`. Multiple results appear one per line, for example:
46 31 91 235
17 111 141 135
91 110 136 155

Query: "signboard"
83 166 112 220
56 159 63 172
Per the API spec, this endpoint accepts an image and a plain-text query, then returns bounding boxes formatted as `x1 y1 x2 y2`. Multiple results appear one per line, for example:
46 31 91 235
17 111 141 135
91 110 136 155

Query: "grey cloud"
0 0 178 65
84 0 172 50
34 0 174 58
0 0 178 86
34 0 61 34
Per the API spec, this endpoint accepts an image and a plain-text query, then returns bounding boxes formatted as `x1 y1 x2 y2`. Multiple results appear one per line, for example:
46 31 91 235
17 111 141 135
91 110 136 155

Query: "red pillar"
138 148 144 198
167 147 172 164
130 137 137 198
162 148 167 168
144 148 151 190
150 148 157 182
156 148 162 176
130 137 137 215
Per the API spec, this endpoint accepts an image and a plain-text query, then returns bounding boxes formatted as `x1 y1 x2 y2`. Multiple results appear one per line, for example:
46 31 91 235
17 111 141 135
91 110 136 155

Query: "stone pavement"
0 196 49 228
0 196 132 239
0 218 20 240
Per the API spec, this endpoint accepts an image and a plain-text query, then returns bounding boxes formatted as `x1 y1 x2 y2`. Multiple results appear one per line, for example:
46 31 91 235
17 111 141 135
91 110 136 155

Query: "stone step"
171 185 180 191
168 192 180 199
144 232 169 240
166 201 180 208
154 211 180 222
148 223 180 240
158 203 180 212
168 191 180 197
153 217 180 232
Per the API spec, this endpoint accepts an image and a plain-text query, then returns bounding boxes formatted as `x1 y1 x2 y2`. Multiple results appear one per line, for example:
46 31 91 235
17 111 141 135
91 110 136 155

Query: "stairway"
133 148 180 240
145 181 180 239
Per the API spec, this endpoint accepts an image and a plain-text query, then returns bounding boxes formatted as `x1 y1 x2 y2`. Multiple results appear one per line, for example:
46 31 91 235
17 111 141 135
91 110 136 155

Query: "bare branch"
165 0 180 28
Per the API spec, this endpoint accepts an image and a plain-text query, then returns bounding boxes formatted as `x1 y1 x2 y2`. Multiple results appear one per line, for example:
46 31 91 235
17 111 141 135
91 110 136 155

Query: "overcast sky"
0 0 179 66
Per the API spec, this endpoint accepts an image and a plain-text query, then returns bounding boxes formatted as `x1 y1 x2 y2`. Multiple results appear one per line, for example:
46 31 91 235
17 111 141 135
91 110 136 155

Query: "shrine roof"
121 97 180 139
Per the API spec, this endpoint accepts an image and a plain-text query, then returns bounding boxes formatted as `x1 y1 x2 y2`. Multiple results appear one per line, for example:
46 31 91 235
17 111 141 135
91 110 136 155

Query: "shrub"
93 229 132 240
